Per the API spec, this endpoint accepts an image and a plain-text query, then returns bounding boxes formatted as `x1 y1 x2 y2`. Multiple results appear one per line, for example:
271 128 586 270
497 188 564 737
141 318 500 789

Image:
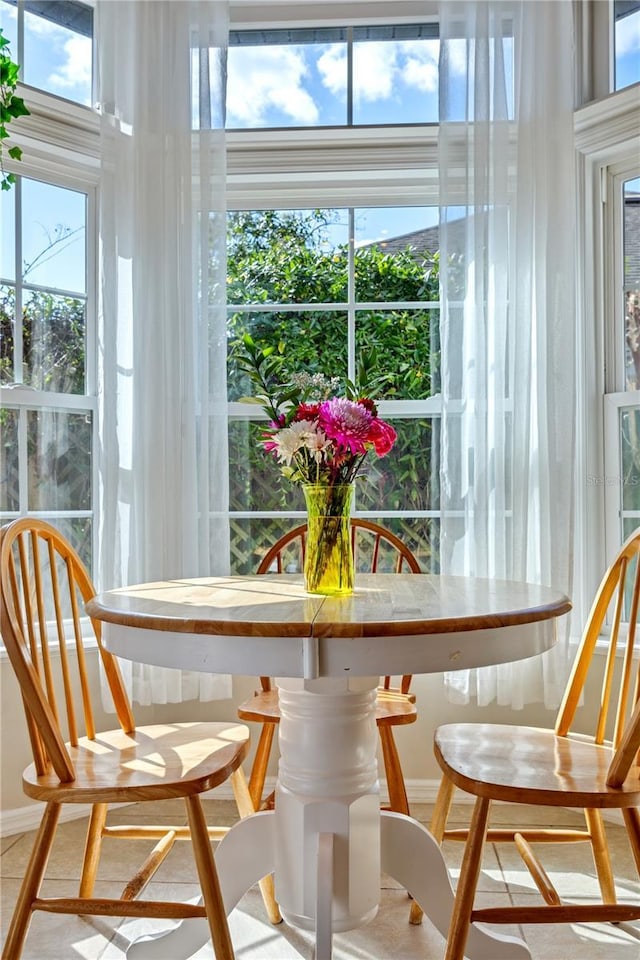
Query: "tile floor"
1 799 639 959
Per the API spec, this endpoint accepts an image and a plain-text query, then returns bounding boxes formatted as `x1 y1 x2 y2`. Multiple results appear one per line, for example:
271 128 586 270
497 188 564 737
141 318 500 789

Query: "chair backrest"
257 518 421 577
257 518 421 695
0 518 134 783
556 526 640 767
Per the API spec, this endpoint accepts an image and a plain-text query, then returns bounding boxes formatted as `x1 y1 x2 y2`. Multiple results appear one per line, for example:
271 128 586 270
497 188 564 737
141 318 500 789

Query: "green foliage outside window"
225 209 441 572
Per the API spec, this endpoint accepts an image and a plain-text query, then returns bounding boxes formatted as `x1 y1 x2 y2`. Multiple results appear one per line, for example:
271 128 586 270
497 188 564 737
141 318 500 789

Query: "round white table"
88 572 571 960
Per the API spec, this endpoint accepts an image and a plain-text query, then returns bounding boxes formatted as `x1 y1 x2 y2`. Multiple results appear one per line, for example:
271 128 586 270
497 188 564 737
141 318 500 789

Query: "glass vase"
302 483 355 596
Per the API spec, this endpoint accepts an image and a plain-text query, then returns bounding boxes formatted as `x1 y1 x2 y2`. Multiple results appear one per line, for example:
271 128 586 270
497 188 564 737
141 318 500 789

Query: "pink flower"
318 397 374 455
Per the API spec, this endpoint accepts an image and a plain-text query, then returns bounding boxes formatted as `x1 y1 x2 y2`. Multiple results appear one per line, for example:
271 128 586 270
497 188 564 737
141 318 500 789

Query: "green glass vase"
302 483 355 596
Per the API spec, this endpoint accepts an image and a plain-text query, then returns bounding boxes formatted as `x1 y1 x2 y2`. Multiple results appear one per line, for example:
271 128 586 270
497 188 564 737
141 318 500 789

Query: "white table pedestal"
126 676 530 960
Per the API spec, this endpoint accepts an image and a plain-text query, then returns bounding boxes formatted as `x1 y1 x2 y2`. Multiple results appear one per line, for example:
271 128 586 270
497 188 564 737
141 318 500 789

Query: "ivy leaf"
9 96 30 119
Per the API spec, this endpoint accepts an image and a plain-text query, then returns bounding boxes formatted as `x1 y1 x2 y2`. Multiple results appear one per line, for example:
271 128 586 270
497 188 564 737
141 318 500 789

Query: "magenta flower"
318 397 374 455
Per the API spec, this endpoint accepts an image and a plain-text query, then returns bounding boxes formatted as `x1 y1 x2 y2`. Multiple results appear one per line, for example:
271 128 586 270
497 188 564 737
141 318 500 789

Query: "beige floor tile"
2 801 638 959
494 824 640 902
511 894 640 960
1 877 124 960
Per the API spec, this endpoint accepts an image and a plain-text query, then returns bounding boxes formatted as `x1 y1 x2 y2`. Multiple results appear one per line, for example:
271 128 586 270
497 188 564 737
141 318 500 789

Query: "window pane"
355 308 439 400
354 516 439 574
22 179 86 293
27 408 92 511
354 206 439 300
227 209 348 305
0 284 15 384
23 291 86 394
230 517 303 575
228 510 439 576
227 310 348 402
615 2 640 91
61 518 92 574
227 32 347 128
1 187 15 281
356 417 440 513
229 419 305 513
0 1 17 49
23 1 93 106
624 177 640 391
353 35 439 125
0 407 19 511
621 407 640 512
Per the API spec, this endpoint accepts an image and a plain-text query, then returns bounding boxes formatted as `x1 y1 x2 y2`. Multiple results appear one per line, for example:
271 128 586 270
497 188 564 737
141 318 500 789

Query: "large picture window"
225 205 441 573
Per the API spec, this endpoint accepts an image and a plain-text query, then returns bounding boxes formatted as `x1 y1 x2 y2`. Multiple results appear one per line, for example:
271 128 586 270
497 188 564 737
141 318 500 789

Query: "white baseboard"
0 779 623 838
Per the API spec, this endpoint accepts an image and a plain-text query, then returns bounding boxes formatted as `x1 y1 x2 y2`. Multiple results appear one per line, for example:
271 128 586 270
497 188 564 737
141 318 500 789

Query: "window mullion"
17 406 28 514
347 207 356 384
14 176 24 383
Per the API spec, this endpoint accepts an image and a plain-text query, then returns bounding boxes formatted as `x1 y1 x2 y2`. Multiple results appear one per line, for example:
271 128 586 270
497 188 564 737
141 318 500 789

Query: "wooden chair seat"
22 721 250 804
239 519 422 817
410 526 640 959
435 722 640 808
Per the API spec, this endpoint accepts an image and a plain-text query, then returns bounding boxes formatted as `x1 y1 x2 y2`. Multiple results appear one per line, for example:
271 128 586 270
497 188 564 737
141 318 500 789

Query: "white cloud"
332 39 440 104
353 42 398 101
316 43 347 97
401 40 439 93
49 35 92 93
227 46 319 126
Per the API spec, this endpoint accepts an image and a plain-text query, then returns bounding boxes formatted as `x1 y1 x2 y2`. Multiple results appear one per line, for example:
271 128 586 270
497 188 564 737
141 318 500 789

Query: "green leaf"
9 96 30 118
8 145 22 160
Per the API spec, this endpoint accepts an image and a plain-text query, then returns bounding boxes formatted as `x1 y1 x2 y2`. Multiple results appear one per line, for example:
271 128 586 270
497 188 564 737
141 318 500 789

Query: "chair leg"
444 796 491 960
185 795 235 960
430 775 456 843
248 722 277 811
378 726 410 816
79 802 109 898
2 802 61 960
230 767 281 924
410 774 455 925
622 806 640 878
584 808 616 903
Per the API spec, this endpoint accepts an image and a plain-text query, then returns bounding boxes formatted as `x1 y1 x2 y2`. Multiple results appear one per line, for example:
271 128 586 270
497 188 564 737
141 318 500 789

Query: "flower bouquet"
239 335 397 595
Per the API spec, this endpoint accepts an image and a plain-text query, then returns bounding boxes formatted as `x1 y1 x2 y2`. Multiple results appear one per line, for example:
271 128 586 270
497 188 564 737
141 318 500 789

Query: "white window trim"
574 84 640 631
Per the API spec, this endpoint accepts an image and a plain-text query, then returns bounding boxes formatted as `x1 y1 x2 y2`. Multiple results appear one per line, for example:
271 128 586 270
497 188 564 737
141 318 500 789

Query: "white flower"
274 420 316 464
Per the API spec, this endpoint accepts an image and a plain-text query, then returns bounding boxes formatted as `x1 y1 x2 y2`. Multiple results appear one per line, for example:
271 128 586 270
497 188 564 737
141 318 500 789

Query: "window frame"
574 83 640 626
0 87 100 572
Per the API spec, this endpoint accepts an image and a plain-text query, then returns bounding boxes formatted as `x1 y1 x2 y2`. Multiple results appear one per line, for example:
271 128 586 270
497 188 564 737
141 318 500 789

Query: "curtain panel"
438 0 577 708
96 0 231 704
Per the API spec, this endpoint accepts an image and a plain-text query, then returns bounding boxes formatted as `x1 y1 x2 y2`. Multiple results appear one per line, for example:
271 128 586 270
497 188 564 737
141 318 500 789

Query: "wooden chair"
237 518 421 816
0 518 279 960
409 526 640 958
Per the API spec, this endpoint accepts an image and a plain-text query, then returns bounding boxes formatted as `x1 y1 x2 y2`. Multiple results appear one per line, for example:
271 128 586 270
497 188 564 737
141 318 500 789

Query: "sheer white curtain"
438 0 577 708
95 0 231 704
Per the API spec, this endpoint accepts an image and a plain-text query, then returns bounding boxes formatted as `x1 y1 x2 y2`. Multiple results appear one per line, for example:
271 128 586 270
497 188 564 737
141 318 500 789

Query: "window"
227 23 440 128
226 21 514 129
0 0 93 106
614 0 640 91
225 205 441 573
0 173 96 570
604 167 640 557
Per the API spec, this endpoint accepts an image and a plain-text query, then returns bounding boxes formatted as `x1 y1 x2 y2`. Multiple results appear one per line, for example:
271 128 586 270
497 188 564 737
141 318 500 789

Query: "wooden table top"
89 574 571 679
